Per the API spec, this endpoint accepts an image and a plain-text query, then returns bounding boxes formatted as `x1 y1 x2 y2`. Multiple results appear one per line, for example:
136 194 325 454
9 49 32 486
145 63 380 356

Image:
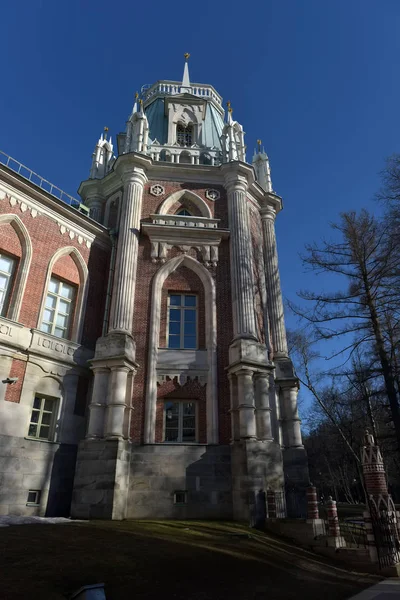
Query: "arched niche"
144 254 218 445
38 246 89 343
157 190 212 219
0 213 32 321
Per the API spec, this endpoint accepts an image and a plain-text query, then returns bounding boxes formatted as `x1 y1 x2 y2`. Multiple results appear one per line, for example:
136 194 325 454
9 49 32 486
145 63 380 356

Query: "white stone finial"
181 53 191 93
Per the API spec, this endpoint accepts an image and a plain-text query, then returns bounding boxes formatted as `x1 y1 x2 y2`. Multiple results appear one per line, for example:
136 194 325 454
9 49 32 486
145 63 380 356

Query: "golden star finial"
135 92 139 99
184 52 190 60
227 100 233 114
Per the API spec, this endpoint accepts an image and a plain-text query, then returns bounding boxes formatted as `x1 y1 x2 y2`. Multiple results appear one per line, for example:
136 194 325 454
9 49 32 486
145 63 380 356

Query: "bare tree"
289 210 400 453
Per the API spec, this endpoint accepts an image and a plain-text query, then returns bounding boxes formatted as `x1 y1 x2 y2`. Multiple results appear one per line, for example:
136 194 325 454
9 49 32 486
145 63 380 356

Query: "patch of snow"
0 516 80 527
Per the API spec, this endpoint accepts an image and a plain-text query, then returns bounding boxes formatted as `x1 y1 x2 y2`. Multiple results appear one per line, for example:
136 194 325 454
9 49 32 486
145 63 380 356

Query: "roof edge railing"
0 150 89 216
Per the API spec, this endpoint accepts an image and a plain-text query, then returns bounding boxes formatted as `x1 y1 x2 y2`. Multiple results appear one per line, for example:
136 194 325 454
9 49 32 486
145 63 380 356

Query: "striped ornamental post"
326 496 341 537
306 485 319 520
267 489 277 519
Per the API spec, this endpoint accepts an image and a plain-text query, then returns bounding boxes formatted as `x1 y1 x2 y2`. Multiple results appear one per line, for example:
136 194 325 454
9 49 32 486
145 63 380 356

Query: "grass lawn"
0 520 378 600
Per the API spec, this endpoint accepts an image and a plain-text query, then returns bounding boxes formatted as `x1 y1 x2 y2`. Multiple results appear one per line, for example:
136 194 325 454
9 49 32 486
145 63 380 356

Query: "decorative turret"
252 140 273 192
221 101 246 162
124 93 150 155
361 429 396 513
89 128 115 179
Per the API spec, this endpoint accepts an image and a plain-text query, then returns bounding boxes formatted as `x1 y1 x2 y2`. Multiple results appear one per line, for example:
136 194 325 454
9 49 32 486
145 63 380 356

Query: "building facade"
0 59 308 520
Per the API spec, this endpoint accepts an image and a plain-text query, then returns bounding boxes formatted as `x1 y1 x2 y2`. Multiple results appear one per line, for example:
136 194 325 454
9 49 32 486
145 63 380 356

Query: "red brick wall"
52 253 80 285
0 201 109 347
4 358 27 402
130 181 232 444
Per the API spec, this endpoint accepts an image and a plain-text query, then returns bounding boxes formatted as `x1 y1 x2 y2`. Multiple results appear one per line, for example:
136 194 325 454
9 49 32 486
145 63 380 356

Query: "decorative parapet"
143 80 223 108
142 215 228 267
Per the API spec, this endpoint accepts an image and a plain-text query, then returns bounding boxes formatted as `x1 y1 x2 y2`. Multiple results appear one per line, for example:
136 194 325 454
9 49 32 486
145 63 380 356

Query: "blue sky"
2 1 400 403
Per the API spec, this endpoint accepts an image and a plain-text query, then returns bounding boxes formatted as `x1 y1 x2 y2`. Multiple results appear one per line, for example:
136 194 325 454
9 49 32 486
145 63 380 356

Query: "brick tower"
70 56 309 520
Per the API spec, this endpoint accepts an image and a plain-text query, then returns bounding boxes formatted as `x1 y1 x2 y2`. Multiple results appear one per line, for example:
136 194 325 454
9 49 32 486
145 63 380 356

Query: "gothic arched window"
177 209 191 216
176 123 193 147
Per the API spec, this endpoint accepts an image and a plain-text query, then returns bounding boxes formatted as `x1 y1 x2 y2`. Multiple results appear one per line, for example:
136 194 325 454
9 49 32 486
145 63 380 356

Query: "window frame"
27 490 41 506
176 122 194 147
40 276 76 339
163 400 198 443
0 252 17 318
167 293 198 350
27 395 58 441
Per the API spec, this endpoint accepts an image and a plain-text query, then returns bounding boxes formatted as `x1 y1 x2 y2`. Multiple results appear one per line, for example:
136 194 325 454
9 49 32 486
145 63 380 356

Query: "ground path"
0 520 379 599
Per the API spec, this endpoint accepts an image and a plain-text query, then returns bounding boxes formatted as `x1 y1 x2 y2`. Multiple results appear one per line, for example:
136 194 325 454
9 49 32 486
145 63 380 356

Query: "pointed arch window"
176 209 191 216
176 123 193 147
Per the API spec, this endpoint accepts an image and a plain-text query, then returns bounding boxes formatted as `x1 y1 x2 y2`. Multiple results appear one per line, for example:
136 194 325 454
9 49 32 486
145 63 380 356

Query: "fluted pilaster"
105 366 130 439
86 367 109 439
236 369 256 439
109 169 147 334
254 372 273 440
261 206 288 357
225 177 257 340
281 384 303 448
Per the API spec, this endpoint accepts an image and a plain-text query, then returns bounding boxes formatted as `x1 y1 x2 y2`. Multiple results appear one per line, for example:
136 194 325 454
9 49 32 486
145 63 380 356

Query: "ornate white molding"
150 184 165 197
142 216 227 267
205 189 220 201
156 373 207 386
0 185 94 248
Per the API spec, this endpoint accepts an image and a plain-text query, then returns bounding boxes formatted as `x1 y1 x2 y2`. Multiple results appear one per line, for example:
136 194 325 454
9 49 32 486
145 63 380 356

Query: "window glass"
0 253 16 317
167 294 197 349
28 396 57 441
164 401 196 443
176 123 193 147
40 277 75 339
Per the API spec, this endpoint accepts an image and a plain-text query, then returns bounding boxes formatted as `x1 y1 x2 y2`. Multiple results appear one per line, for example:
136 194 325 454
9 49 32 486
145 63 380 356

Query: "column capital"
110 365 132 374
260 205 277 221
235 367 255 378
221 161 254 192
91 366 109 375
121 167 148 187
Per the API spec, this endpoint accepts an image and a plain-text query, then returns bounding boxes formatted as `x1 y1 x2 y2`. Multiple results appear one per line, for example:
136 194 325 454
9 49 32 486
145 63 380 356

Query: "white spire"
89 127 115 179
181 53 192 93
252 140 273 192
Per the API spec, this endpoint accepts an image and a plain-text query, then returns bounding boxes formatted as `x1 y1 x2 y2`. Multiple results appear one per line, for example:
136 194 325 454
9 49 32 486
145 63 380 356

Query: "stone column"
281 384 303 448
228 373 240 442
104 366 130 439
254 372 273 440
85 192 105 223
224 174 258 341
109 169 147 334
236 369 256 439
261 206 288 357
86 367 109 439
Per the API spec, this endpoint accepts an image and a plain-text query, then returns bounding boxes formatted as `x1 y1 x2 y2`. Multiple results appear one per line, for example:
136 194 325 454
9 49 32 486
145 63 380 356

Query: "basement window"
174 490 188 505
27 490 41 506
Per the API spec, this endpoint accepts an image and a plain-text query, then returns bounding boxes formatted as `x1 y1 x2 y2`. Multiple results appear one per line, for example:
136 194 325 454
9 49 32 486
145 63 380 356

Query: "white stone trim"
144 255 218 444
0 213 33 321
0 183 95 248
37 246 89 343
157 190 212 218
103 191 122 228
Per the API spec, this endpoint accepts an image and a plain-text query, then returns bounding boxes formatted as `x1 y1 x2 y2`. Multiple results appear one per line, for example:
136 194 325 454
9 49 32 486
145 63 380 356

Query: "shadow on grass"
0 520 378 600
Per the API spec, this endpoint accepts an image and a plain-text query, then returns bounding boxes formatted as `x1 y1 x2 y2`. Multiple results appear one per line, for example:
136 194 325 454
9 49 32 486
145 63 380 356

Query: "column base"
71 438 131 520
231 439 284 522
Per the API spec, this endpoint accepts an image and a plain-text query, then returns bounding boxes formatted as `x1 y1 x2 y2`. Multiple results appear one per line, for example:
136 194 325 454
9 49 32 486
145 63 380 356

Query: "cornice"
0 165 110 249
